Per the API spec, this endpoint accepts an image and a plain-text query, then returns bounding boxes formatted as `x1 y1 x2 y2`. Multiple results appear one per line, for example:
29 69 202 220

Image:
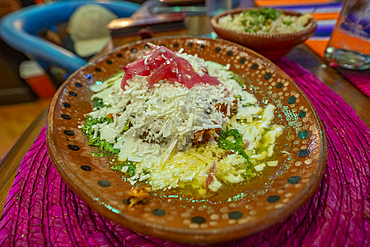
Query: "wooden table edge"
0 107 48 216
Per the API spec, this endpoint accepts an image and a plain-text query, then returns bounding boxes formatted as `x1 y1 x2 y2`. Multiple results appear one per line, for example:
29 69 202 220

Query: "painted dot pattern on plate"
191 216 206 224
67 144 79 151
98 180 111 187
229 211 243 220
152 209 166 217
287 96 296 104
298 149 310 157
264 73 271 80
63 130 74 136
299 110 306 118
288 176 302 185
69 91 77 97
267 195 281 203
61 114 71 120
122 198 130 205
298 130 310 139
81 165 92 171
48 37 325 236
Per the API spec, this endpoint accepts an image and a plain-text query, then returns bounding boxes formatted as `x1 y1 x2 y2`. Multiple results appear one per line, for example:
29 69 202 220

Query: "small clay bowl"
211 8 318 59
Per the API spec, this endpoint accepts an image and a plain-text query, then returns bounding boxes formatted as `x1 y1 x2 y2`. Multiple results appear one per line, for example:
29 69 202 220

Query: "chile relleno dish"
47 37 327 244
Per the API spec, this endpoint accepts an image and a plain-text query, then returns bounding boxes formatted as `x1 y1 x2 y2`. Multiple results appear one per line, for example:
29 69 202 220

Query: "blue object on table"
0 1 140 75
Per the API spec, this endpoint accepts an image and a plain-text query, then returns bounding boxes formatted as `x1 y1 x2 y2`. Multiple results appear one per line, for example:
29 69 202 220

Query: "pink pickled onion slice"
205 161 216 191
145 45 176 65
121 46 176 90
121 44 226 91
147 57 200 87
147 59 178 86
185 74 221 89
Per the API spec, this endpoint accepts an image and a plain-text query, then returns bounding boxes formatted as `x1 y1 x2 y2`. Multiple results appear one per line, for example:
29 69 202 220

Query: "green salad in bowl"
218 7 312 35
211 7 317 58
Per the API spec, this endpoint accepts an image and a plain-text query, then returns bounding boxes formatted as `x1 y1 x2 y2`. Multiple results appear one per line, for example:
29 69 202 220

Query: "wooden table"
1 2 370 217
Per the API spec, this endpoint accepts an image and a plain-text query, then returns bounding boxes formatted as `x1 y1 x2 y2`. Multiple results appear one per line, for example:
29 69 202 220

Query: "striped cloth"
336 68 370 98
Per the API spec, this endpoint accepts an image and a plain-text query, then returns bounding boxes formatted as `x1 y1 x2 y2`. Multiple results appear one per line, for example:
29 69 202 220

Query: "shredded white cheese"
84 50 284 194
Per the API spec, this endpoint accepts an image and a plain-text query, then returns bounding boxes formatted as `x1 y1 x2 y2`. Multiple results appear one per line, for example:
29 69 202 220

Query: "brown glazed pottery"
211 8 318 59
47 37 327 244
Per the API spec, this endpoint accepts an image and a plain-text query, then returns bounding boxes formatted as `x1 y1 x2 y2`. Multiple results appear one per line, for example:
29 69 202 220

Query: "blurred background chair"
0 1 140 79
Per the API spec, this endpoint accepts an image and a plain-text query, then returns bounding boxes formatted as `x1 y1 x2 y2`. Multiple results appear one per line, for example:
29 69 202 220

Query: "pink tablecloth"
336 68 370 98
1 58 370 246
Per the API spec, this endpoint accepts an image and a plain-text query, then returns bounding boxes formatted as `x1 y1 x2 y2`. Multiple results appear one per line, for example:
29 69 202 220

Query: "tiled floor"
0 99 51 160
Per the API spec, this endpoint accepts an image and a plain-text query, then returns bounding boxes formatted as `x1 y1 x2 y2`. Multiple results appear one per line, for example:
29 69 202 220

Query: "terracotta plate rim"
46 36 327 243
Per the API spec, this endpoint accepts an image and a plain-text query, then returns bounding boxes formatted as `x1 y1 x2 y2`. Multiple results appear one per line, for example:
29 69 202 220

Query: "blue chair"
0 1 140 75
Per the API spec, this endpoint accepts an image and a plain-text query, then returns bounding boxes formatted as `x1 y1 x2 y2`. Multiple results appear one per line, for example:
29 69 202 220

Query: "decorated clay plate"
46 37 327 244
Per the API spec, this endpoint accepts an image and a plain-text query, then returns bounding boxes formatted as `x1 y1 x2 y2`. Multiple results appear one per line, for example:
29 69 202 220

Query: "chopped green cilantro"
249 7 281 21
111 161 137 176
218 129 244 157
92 150 108 157
111 165 123 171
240 7 283 33
92 97 111 110
120 120 131 134
82 116 119 155
245 28 257 33
230 72 245 88
218 128 253 179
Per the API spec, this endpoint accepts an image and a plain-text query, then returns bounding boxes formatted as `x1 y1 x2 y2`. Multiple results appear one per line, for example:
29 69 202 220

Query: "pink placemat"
1 58 370 246
335 68 370 98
